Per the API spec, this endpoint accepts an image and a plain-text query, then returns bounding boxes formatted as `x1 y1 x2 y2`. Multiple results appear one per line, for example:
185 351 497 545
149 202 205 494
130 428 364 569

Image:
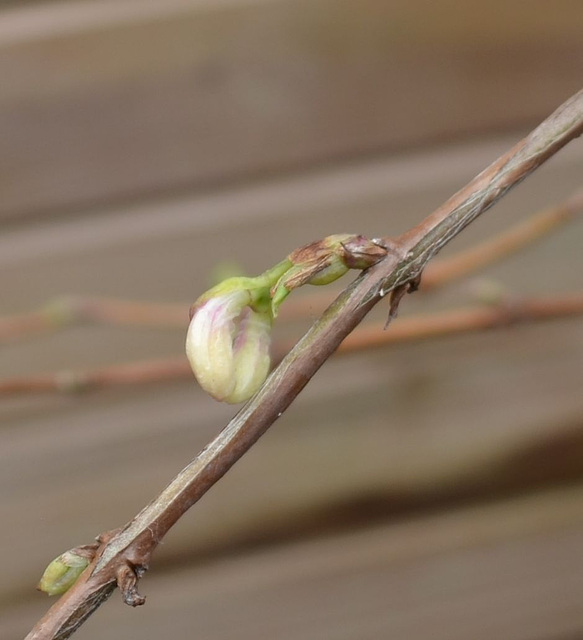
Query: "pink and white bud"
186 289 272 403
229 307 272 404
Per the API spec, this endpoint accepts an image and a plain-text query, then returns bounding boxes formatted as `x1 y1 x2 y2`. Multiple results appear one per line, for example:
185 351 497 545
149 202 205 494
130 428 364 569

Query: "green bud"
38 550 90 596
467 278 509 305
270 234 387 315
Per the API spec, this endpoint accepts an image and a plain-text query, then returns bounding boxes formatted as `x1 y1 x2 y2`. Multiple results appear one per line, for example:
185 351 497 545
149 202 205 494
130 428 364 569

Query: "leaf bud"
38 550 91 596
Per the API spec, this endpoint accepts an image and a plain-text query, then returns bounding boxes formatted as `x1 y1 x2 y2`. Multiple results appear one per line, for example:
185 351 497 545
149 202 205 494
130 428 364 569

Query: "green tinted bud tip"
38 549 91 596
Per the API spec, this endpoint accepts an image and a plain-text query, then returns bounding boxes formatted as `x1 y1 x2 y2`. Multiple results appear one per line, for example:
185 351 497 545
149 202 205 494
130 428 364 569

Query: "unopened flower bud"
38 550 90 596
186 279 273 404
187 234 386 401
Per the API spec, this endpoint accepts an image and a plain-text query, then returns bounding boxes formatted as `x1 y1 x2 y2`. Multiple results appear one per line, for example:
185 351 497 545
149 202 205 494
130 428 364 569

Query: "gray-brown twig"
421 188 583 290
25 88 583 640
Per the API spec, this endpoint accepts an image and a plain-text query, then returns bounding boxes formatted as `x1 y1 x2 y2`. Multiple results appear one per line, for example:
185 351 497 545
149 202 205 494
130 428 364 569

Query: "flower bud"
186 234 386 401
38 550 90 596
186 280 272 403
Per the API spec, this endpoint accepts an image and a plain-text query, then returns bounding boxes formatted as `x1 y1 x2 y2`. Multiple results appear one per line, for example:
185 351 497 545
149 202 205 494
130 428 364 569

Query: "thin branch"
2 188 582 344
335 291 583 352
422 188 583 290
0 358 190 396
25 88 583 640
3 291 583 397
0 297 186 343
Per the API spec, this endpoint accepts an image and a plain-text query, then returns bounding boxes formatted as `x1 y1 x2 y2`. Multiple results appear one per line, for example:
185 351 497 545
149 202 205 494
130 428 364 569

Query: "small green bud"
467 278 509 305
38 550 90 596
42 297 79 328
270 234 387 315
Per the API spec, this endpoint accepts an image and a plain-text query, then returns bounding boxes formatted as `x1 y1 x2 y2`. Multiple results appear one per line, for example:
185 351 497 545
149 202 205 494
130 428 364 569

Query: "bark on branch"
25 88 583 640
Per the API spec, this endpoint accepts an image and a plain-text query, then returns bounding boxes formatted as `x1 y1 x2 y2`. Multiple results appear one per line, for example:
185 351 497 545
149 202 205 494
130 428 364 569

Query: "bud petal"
38 550 90 596
227 308 272 403
186 289 252 402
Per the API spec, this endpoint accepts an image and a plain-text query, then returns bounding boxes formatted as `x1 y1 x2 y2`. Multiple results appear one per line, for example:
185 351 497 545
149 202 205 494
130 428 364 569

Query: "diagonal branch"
25 88 583 640
421 187 583 290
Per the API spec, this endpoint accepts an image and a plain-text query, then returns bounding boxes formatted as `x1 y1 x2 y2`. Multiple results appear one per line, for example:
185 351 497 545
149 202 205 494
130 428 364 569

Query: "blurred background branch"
2 189 582 344
2 292 583 397
2 190 582 397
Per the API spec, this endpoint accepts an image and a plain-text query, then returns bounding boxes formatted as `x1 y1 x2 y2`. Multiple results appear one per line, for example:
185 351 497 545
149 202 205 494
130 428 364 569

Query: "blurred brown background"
2 1 583 638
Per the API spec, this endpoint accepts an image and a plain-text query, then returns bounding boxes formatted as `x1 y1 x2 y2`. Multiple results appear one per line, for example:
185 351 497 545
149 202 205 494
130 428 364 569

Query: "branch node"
385 273 423 328
116 562 146 608
376 237 409 262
